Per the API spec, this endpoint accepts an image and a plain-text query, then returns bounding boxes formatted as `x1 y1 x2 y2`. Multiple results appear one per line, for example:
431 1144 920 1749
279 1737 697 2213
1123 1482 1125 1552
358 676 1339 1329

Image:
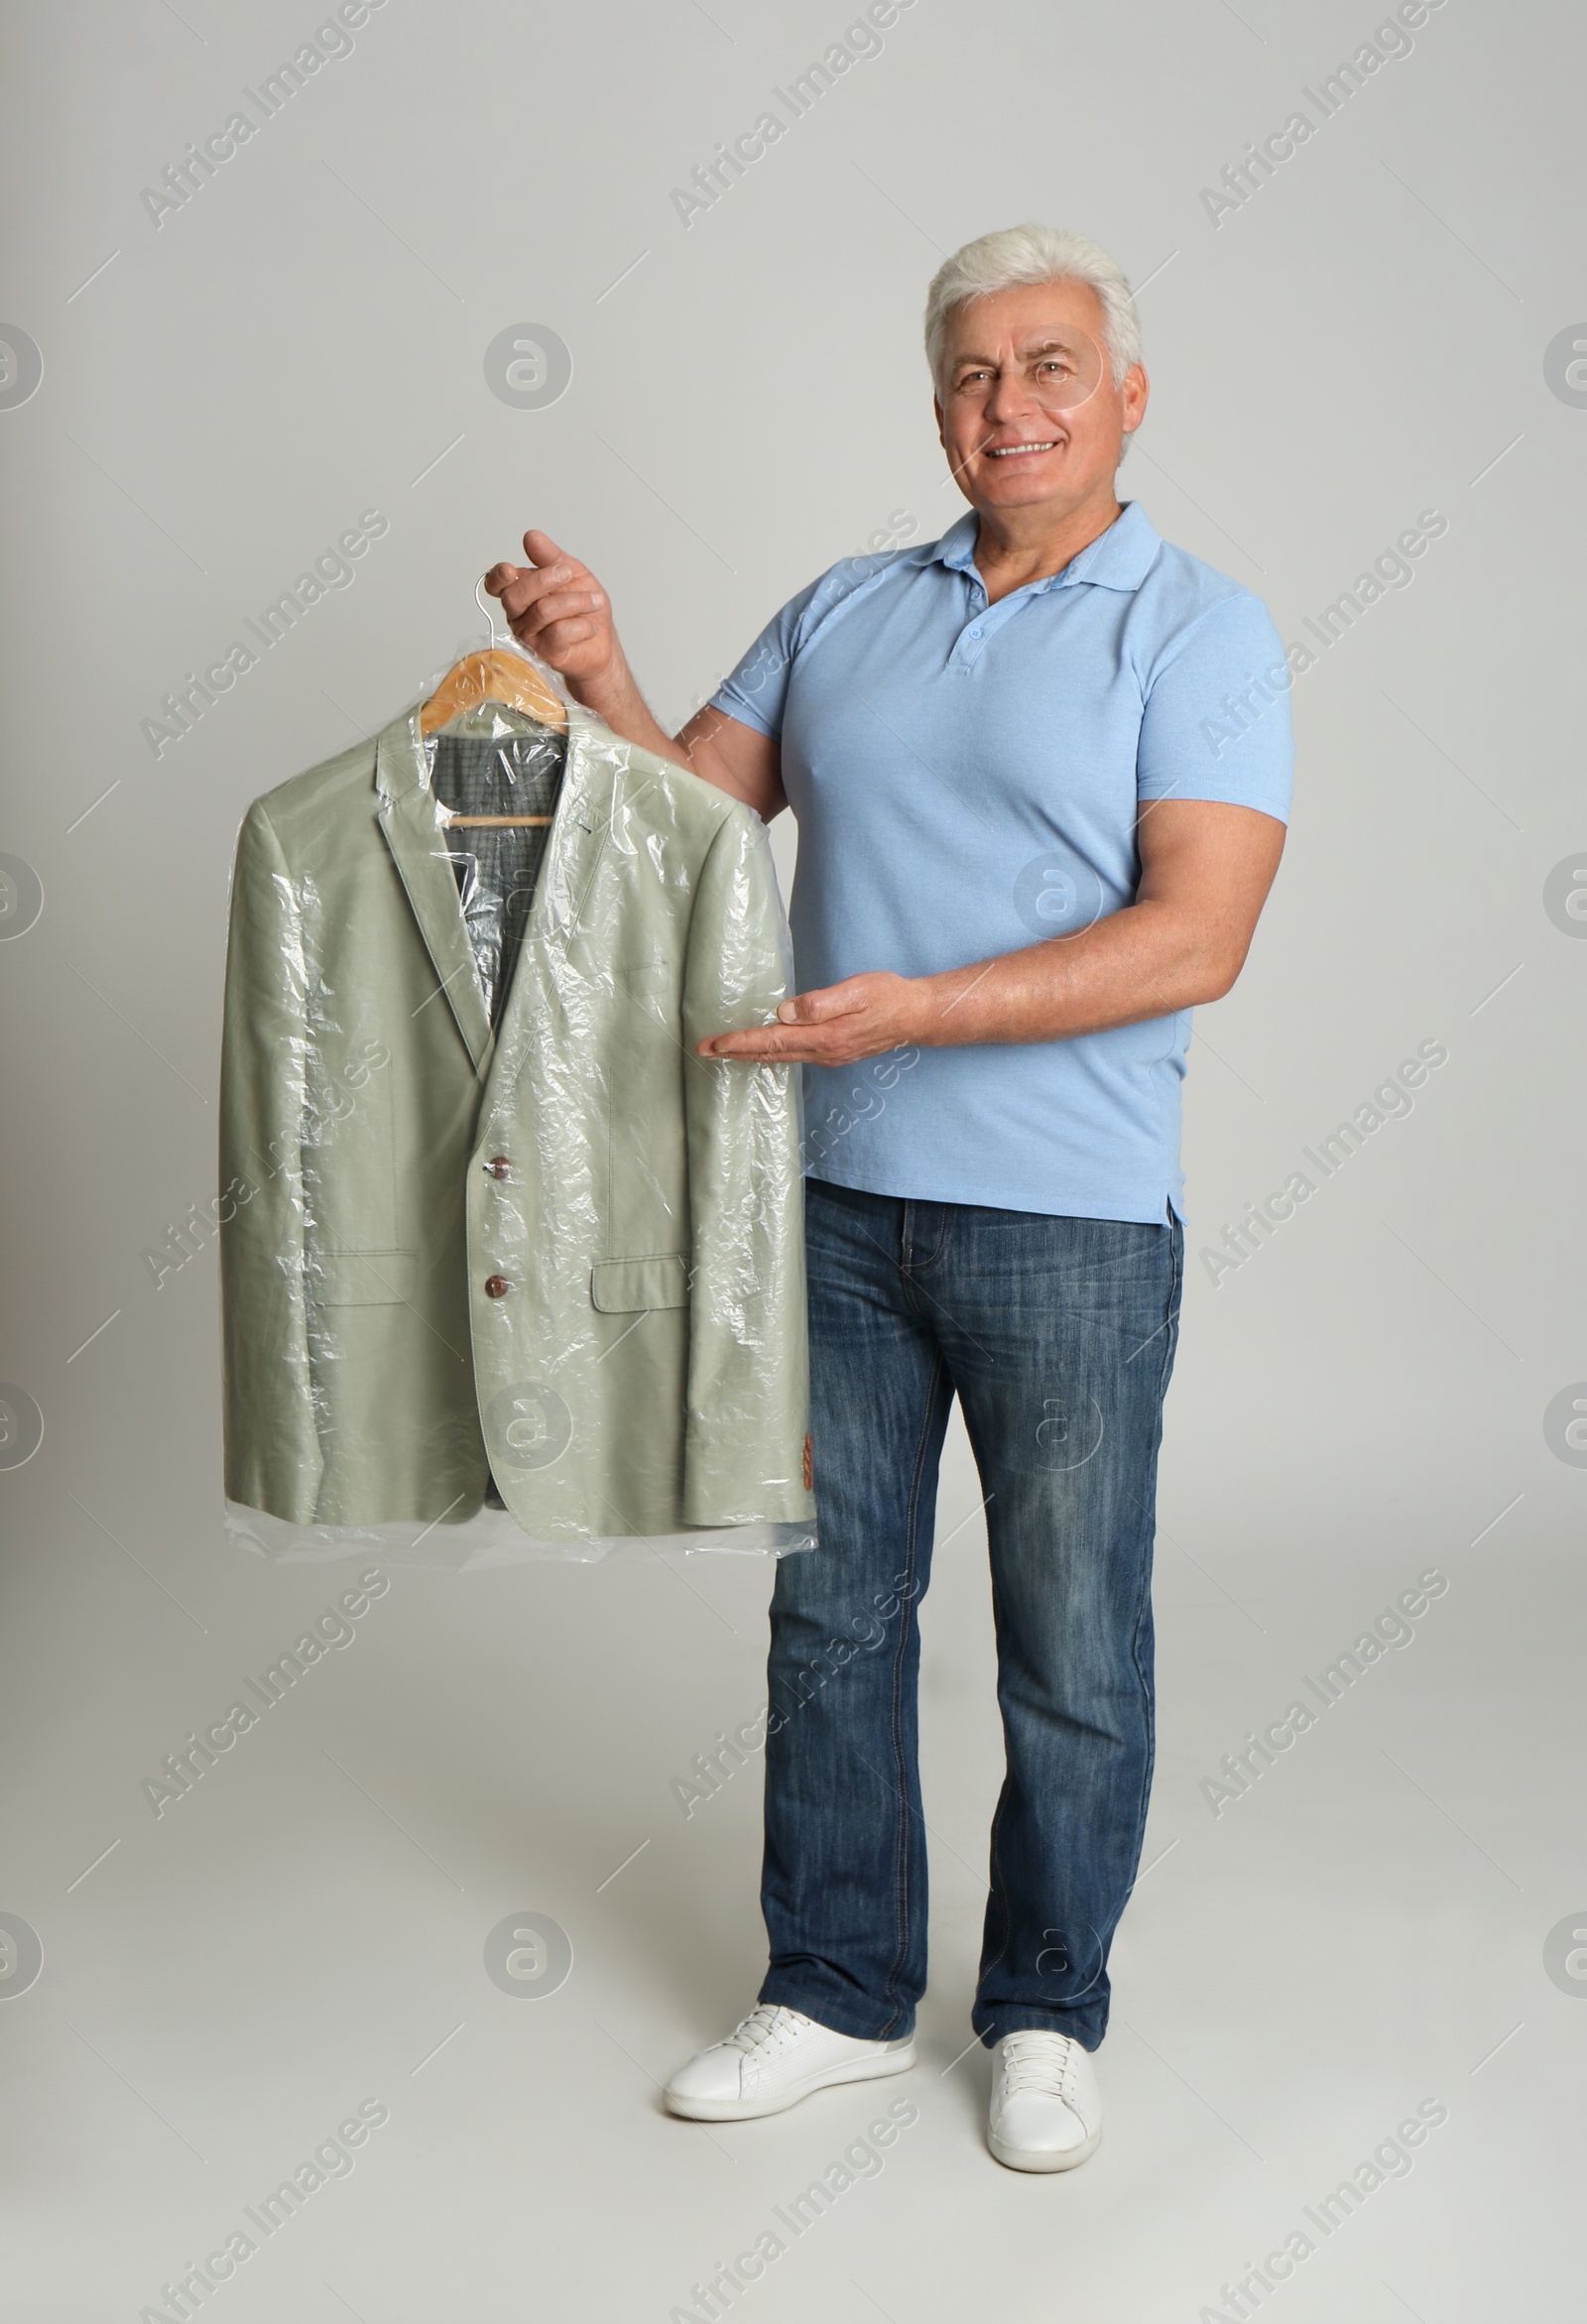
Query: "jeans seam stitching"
881 1346 948 2034
979 1223 1181 2047
911 1205 949 1275
1114 1225 1182 2008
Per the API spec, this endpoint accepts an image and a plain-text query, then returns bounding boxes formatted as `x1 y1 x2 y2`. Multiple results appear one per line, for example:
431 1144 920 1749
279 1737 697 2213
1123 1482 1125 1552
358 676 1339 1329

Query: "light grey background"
1 0 1583 2316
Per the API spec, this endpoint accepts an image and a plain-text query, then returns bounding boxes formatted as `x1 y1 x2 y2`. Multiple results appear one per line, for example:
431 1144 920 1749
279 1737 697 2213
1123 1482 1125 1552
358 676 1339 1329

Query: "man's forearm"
568 659 777 813
915 902 1241 1048
698 797 1283 1066
488 536 781 809
703 900 1246 1066
564 645 689 769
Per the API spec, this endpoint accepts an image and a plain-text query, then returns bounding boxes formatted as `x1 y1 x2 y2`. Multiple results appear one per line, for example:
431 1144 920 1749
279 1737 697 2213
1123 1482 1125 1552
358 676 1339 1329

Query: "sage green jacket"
219 701 813 1544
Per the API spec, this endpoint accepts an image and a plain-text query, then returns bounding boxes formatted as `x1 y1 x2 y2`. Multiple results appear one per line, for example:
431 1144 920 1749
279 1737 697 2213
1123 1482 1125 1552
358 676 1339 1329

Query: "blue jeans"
758 1180 1182 2052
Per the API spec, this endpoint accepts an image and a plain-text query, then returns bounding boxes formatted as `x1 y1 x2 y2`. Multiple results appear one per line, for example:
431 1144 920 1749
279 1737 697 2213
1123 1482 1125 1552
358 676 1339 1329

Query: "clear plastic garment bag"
218 581 816 1569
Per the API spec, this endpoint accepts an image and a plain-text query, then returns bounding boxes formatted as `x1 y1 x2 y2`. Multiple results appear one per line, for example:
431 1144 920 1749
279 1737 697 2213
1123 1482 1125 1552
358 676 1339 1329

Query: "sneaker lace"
723 2004 809 2058
1001 2030 1077 2099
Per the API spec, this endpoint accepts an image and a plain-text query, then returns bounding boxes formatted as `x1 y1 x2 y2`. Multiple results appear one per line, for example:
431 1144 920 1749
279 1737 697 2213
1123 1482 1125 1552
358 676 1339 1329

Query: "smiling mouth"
987 439 1061 458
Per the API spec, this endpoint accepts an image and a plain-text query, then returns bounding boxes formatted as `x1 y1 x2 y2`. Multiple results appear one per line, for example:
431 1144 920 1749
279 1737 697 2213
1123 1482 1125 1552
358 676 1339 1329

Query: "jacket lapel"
374 707 495 1078
481 704 618 1105
374 700 628 1091
526 704 620 943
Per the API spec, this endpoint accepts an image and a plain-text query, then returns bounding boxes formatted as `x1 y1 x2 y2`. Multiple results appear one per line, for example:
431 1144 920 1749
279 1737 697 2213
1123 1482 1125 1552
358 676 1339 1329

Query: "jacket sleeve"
217 800 323 1521
678 805 814 1529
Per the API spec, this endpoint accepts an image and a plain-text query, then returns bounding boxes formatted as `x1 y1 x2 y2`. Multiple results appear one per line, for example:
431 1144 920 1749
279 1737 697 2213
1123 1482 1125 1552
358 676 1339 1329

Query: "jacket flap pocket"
310 1250 422 1308
589 1254 688 1313
615 957 671 994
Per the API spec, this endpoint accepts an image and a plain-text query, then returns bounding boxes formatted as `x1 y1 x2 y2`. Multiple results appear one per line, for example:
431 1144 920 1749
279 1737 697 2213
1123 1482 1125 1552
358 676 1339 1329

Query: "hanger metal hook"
475 571 508 651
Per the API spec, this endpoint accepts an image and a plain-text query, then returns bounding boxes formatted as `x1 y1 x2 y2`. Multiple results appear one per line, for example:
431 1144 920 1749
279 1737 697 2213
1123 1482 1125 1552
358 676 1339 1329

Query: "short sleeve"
1136 591 1294 823
708 571 830 743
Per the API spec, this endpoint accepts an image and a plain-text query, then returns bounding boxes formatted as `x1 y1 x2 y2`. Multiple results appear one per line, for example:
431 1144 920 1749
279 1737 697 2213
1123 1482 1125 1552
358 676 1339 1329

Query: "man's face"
934 280 1148 518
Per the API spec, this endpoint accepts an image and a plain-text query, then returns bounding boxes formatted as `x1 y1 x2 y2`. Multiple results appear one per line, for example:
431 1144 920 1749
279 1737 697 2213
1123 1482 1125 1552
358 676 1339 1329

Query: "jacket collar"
373 698 615 1082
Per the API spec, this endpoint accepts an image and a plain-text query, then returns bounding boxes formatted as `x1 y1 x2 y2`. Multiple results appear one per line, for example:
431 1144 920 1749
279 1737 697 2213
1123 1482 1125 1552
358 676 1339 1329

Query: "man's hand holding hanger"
485 532 626 698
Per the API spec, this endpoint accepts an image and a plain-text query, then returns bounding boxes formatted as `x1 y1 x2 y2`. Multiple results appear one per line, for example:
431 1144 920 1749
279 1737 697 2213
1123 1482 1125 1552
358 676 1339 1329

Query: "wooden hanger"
420 578 569 827
440 805 552 827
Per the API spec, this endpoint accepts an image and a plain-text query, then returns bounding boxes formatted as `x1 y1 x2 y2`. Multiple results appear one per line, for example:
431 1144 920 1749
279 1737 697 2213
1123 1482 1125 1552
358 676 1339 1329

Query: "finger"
499 561 587 619
774 981 866 1026
522 528 568 569
700 1037 833 1064
698 1025 817 1059
529 616 599 660
698 1029 772 1057
482 562 522 599
515 585 603 631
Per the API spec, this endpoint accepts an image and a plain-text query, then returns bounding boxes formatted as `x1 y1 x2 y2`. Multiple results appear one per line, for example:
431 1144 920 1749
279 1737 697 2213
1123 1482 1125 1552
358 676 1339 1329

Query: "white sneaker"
986 2029 1103 2171
664 2004 916 2123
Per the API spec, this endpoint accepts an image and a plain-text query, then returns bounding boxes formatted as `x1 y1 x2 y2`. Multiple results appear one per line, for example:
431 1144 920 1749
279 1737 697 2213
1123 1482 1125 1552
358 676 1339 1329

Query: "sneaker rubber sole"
987 2119 1103 2172
664 2036 916 2123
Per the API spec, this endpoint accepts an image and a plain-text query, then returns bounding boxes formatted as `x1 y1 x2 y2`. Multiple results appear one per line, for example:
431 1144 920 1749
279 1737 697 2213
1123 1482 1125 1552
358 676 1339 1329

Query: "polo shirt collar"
924 499 1160 594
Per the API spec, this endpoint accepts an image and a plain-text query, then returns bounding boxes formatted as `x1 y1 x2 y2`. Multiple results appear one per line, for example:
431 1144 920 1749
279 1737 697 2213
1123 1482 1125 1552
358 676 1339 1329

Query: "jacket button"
484 1274 510 1298
484 1157 511 1179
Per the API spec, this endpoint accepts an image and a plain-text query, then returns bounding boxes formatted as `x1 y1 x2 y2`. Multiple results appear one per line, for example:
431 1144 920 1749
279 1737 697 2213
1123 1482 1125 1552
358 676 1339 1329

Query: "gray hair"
923 224 1142 393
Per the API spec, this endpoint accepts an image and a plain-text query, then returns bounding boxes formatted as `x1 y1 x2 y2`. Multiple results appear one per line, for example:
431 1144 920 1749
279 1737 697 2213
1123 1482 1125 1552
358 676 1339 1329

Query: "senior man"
487 223 1292 2172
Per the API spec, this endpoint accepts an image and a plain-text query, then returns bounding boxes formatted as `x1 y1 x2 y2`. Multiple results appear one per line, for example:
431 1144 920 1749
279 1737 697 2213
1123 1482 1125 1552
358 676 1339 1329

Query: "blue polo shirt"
709 501 1293 1223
